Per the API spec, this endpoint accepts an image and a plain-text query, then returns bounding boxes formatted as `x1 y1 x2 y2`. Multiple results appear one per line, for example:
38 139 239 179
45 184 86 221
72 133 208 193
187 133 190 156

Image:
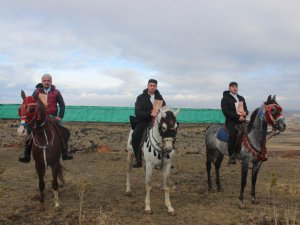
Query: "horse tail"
58 163 68 186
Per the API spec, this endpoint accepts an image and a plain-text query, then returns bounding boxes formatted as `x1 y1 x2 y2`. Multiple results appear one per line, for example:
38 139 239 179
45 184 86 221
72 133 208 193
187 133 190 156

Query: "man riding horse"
221 81 248 164
18 74 73 162
131 79 166 168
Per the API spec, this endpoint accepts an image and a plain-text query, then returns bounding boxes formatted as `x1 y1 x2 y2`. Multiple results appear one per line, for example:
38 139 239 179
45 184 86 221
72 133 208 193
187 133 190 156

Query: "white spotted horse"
205 95 286 208
17 90 68 210
126 106 180 215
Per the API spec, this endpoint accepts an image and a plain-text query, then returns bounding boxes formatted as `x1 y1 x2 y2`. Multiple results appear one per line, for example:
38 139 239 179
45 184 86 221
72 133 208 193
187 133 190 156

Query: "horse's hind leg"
51 163 61 207
206 157 213 192
126 150 134 196
163 163 174 215
251 161 262 204
35 162 46 210
215 154 224 192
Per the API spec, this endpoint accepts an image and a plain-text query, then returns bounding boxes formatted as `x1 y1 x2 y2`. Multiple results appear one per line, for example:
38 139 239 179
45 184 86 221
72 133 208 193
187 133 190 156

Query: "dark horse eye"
28 106 35 114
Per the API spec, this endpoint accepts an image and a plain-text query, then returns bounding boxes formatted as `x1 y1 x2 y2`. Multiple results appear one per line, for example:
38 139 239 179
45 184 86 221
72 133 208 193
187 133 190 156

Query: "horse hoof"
39 204 45 211
217 187 223 192
168 211 175 216
144 209 153 215
252 199 260 204
125 191 132 197
239 202 244 209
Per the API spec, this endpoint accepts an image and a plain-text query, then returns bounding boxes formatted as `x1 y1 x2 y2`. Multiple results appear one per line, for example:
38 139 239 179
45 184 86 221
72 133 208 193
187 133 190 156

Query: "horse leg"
163 163 175 215
206 156 213 192
251 161 262 204
215 154 224 192
51 163 61 207
35 162 46 210
126 150 134 196
239 158 250 209
144 162 153 214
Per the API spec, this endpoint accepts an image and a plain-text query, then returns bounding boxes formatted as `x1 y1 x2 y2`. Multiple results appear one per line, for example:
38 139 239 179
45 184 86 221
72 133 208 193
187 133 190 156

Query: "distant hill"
284 109 300 124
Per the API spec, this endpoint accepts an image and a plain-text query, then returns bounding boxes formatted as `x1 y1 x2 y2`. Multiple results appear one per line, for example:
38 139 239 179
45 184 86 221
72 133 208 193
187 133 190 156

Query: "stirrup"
132 160 142 168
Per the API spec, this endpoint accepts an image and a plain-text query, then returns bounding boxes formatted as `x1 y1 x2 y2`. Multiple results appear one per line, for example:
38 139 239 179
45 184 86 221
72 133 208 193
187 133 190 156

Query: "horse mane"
247 108 259 131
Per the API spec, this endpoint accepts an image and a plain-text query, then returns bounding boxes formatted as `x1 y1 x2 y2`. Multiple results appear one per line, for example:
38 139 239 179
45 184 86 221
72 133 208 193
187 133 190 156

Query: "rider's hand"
55 117 62 122
239 116 246 122
240 111 247 117
151 110 158 117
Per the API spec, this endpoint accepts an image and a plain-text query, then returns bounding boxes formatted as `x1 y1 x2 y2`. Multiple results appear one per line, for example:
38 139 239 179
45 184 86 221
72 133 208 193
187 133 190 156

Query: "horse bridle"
264 103 284 130
156 114 178 150
244 103 284 160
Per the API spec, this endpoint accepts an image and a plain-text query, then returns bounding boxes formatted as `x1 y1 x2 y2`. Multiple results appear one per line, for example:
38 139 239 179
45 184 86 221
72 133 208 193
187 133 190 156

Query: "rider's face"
147 83 157 95
42 77 52 88
229 85 238 94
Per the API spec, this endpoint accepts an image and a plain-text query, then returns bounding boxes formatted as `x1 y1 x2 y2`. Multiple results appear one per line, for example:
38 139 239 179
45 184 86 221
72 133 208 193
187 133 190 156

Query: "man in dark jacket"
131 79 165 168
18 74 73 162
221 81 248 164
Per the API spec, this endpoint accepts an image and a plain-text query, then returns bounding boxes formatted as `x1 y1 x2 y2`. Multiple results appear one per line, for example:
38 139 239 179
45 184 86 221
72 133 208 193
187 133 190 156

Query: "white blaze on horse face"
163 137 174 151
17 120 27 136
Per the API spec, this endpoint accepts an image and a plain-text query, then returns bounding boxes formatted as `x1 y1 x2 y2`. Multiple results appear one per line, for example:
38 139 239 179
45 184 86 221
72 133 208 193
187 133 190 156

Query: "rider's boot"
18 138 31 163
227 155 236 164
132 141 142 168
61 142 73 160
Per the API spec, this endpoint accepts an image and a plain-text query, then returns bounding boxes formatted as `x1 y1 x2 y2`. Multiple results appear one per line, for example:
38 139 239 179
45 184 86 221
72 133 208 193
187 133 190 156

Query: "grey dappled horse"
205 95 286 208
126 106 180 215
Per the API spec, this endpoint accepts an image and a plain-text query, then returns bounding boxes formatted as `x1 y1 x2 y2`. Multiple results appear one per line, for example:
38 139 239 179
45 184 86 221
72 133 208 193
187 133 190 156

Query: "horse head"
17 90 48 136
156 107 180 151
18 91 37 136
264 95 286 132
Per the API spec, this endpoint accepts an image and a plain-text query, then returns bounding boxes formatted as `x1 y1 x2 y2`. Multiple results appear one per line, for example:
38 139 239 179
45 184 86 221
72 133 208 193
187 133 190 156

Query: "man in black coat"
131 79 165 168
221 81 248 164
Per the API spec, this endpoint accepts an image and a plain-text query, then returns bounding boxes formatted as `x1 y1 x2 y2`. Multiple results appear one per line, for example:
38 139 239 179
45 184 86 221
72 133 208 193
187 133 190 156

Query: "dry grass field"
0 120 299 225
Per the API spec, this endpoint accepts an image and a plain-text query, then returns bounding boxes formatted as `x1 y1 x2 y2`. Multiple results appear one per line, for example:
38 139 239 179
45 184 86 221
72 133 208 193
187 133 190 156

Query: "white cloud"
0 0 299 110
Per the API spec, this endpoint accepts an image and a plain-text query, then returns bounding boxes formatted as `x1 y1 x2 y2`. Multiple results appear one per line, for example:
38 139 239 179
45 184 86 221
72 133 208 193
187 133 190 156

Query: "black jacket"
135 89 165 123
221 90 248 124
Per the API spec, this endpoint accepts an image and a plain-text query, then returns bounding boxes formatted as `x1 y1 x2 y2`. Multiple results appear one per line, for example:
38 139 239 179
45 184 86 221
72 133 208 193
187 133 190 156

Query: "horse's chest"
142 140 174 162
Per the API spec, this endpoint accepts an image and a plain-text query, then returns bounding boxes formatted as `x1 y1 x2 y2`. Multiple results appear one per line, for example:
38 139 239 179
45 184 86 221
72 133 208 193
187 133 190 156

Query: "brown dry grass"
0 120 299 225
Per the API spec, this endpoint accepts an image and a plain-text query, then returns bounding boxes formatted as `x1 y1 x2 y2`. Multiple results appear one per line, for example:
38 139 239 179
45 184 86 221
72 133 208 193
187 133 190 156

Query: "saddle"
217 122 248 155
216 126 229 142
49 120 70 149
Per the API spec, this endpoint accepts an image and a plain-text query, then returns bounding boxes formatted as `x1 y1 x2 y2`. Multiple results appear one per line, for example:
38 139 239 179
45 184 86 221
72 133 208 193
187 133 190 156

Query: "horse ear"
267 95 272 103
21 90 26 100
272 95 276 101
173 108 180 117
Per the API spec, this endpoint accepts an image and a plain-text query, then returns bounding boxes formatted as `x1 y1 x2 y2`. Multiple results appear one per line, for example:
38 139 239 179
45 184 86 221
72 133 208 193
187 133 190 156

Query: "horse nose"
282 123 286 131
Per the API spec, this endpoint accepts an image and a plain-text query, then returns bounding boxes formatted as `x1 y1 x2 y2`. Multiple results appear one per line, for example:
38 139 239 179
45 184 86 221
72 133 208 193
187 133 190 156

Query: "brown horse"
17 90 67 209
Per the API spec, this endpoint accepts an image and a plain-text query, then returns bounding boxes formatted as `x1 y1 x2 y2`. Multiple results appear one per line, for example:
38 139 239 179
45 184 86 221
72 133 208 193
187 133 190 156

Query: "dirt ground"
0 120 299 225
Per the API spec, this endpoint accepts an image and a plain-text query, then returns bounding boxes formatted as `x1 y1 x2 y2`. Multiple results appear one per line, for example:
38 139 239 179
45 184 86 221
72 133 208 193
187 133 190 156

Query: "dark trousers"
131 121 147 161
226 122 238 157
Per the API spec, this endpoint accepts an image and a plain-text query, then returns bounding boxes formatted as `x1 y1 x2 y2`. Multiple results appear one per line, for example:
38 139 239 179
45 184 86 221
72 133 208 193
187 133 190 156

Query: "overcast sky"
1 0 299 111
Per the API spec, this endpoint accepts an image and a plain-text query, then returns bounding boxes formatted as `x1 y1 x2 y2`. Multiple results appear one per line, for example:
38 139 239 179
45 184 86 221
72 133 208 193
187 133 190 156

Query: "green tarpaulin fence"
0 104 225 123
